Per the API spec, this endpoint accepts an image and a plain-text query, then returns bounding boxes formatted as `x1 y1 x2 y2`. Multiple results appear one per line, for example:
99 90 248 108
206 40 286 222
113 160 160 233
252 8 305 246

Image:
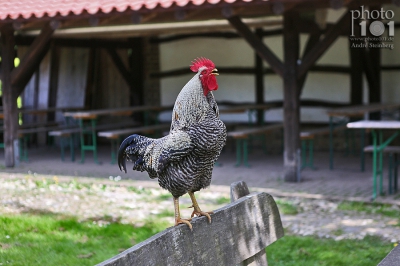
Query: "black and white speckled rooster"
118 58 227 230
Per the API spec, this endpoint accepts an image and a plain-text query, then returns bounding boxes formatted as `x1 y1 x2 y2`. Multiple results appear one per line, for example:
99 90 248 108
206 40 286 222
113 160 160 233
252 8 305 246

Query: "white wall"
159 5 400 123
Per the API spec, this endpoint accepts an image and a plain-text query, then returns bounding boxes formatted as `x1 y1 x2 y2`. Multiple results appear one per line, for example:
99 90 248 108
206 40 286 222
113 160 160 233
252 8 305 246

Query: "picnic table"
347 120 400 200
327 103 400 170
63 106 172 163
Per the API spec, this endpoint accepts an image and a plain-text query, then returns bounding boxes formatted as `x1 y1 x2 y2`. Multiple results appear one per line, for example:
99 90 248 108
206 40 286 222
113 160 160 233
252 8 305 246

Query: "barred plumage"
118 58 226 229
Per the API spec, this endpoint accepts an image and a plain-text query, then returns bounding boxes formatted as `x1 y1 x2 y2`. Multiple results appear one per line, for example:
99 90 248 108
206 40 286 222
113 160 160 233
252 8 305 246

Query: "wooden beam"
1 24 18 167
255 29 265 125
105 48 132 89
283 11 300 182
47 44 60 122
226 15 284 78
349 19 363 105
129 38 144 106
11 22 57 96
298 21 321 96
297 11 350 78
368 5 382 120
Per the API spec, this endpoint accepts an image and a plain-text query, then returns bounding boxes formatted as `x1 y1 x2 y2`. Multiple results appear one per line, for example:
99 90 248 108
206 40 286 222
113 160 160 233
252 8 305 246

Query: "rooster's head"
190 57 219 96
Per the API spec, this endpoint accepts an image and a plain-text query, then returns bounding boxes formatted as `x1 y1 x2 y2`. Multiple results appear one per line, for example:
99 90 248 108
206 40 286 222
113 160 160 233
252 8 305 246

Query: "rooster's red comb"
190 57 215 72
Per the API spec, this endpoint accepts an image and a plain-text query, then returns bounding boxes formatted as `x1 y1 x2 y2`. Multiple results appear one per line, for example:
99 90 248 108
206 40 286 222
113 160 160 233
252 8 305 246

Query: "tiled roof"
0 0 244 20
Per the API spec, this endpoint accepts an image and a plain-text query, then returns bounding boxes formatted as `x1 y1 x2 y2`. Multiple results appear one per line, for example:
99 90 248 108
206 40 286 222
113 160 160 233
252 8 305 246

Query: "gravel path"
1 173 399 244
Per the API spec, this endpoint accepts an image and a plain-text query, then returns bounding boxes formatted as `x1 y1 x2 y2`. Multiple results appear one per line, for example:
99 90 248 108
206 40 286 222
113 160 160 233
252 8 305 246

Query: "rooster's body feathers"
118 61 226 198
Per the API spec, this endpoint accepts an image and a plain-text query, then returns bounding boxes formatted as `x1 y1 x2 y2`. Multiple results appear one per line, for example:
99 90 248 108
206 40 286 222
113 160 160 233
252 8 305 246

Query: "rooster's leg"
173 197 193 230
188 191 213 223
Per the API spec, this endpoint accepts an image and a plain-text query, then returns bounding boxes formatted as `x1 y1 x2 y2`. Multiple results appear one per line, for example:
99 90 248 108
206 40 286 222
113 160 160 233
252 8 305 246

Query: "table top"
0 107 82 119
219 103 277 114
347 120 400 129
327 103 400 117
63 105 173 119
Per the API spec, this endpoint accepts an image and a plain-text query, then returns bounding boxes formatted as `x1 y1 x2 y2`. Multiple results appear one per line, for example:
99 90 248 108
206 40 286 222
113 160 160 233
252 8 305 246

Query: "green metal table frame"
329 116 360 170
369 129 400 199
78 118 100 164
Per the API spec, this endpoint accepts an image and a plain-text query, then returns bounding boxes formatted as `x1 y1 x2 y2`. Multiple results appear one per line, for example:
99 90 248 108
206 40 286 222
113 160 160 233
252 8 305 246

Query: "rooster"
118 58 227 230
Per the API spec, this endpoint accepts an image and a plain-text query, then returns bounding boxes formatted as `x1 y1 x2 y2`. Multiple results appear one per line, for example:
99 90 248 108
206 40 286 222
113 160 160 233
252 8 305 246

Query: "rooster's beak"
211 69 219 76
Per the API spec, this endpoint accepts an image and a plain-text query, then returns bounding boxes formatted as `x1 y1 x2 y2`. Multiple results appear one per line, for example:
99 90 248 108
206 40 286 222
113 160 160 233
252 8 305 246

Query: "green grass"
1 213 394 266
266 235 394 266
338 201 400 219
275 199 299 215
0 214 168 266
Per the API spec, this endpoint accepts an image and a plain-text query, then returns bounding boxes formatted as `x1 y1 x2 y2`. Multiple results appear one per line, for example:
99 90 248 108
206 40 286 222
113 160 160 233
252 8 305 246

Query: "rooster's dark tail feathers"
118 134 152 173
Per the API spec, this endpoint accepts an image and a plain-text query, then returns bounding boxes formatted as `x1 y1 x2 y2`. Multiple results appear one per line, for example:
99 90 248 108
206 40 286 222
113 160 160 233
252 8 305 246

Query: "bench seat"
300 125 347 170
364 145 400 195
48 121 139 162
227 123 283 167
98 123 170 164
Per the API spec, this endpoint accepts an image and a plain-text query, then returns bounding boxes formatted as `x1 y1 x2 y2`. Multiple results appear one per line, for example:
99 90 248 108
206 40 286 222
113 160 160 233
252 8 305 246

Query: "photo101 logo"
350 6 395 50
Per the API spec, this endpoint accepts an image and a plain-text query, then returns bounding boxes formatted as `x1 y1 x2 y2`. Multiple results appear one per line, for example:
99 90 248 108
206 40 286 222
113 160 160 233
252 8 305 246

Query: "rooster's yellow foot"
189 206 213 223
175 217 193 231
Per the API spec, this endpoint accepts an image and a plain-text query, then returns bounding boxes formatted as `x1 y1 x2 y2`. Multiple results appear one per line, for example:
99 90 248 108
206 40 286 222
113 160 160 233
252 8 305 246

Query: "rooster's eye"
201 70 207 75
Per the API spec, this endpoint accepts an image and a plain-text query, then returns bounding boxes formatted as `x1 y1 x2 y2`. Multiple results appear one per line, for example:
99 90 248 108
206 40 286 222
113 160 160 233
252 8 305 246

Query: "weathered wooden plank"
378 245 400 266
230 181 270 266
230 181 251 201
97 191 283 266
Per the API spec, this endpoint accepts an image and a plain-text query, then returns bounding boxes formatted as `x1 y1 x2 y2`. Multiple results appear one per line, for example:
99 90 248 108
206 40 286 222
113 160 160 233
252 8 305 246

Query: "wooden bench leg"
235 139 242 167
110 138 120 165
388 153 399 195
301 138 316 170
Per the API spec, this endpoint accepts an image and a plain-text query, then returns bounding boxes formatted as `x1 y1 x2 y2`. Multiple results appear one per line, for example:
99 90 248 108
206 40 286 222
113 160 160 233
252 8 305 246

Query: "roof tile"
0 0 242 21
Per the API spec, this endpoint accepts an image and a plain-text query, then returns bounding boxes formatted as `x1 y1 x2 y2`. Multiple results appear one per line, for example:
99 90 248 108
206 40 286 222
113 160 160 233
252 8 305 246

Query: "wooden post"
48 44 60 122
1 24 19 167
283 12 300 182
349 18 363 105
255 29 265 125
368 5 381 120
129 37 145 107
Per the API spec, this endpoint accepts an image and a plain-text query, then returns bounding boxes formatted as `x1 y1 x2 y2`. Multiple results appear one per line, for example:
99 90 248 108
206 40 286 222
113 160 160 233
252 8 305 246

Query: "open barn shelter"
0 0 399 182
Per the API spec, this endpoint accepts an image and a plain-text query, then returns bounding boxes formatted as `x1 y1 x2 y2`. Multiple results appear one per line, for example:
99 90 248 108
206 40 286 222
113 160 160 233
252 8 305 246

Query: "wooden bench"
16 124 77 162
378 244 400 266
363 145 400 195
227 123 283 167
98 123 170 164
300 125 346 170
48 121 140 163
97 181 284 266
